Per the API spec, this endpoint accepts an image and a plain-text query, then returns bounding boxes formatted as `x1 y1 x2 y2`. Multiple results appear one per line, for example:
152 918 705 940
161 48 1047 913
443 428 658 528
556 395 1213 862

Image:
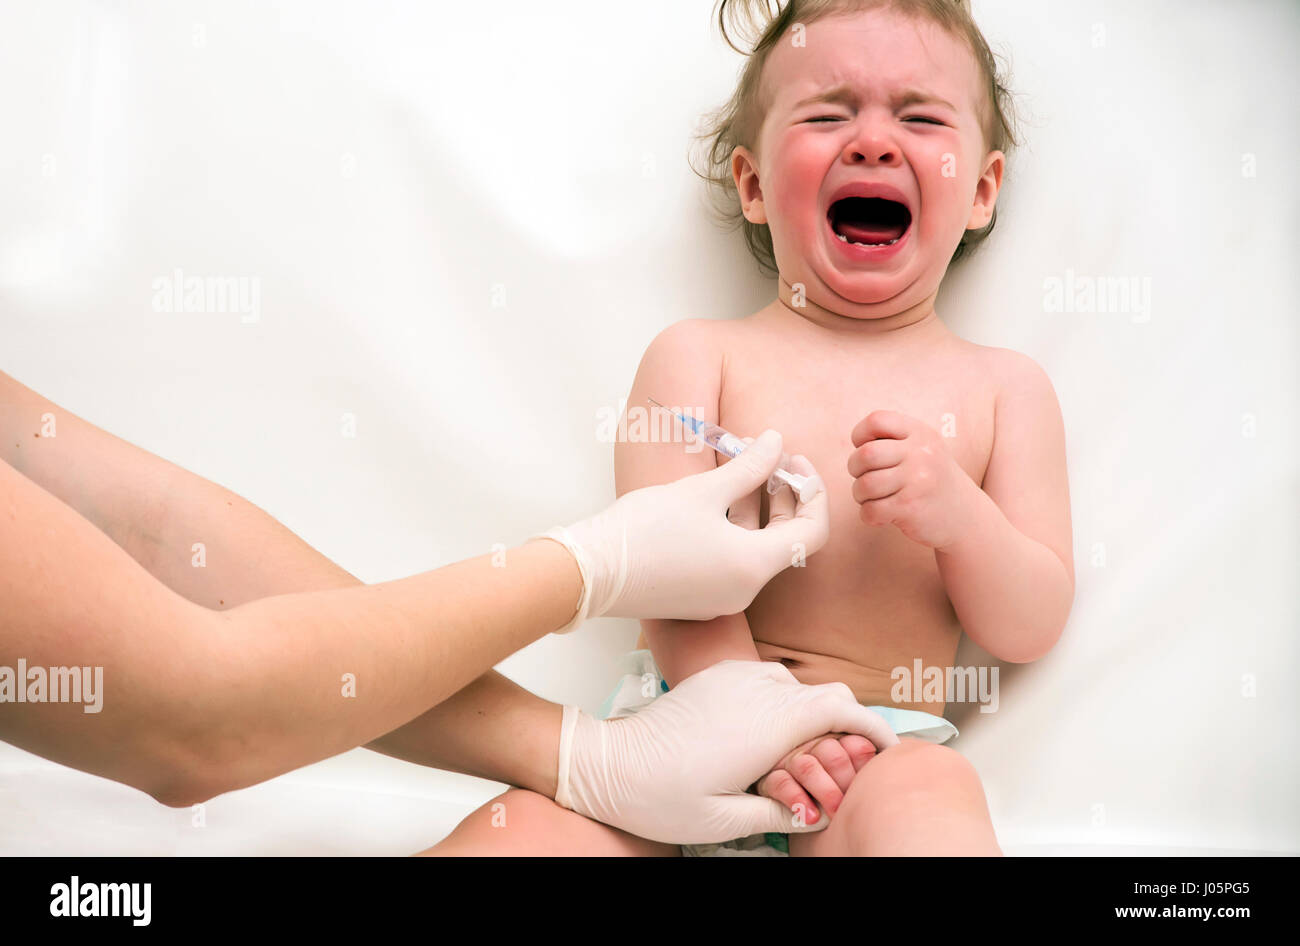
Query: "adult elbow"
139 735 238 808
144 761 227 809
147 777 211 809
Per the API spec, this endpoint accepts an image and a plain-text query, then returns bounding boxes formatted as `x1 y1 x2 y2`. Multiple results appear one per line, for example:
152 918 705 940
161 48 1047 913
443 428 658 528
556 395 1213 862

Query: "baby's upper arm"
615 320 725 496
982 350 1075 592
615 320 758 686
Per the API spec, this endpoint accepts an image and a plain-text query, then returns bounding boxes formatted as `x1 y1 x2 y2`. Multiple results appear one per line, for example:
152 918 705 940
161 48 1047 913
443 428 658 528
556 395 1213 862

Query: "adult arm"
1 368 835 812
0 451 582 806
0 367 566 799
1 366 569 795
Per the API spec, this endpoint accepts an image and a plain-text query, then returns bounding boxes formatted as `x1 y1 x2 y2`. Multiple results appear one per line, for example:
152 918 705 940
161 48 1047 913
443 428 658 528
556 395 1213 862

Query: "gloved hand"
539 429 828 628
554 660 900 845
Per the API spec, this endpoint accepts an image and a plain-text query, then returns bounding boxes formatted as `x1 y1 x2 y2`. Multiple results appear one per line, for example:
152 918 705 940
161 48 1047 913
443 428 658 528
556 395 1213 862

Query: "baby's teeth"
834 232 900 248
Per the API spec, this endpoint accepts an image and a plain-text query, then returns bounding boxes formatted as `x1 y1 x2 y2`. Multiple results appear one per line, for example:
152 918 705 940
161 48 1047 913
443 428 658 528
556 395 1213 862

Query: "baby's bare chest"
716 335 997 490
711 328 999 689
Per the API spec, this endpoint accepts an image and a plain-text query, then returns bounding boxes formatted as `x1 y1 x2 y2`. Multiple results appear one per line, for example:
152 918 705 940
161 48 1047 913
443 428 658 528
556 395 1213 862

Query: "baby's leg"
417 788 680 856
788 739 1001 857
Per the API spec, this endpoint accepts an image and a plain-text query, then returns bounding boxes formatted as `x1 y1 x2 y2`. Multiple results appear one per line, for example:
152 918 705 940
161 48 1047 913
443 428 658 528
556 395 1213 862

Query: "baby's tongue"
836 219 906 244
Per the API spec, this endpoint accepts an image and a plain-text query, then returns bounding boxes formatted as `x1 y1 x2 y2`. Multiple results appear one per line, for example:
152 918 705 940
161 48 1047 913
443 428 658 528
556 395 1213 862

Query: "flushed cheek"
765 142 829 237
919 172 975 239
915 143 978 229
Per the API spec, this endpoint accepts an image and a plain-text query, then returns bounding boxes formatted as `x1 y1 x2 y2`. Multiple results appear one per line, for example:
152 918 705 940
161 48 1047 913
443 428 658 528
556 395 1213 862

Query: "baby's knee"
839 740 982 818
824 740 1000 856
473 788 564 832
882 738 979 785
421 788 568 855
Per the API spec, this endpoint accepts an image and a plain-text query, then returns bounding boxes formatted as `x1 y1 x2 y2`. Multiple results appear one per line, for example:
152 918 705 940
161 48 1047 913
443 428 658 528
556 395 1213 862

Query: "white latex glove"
554 660 900 845
539 429 828 628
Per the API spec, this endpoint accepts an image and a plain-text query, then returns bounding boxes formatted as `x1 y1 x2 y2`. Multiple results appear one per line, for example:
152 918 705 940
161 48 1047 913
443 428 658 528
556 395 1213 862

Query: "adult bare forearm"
144 474 568 796
368 672 562 798
189 540 579 802
0 367 362 607
1 368 571 801
934 484 1074 664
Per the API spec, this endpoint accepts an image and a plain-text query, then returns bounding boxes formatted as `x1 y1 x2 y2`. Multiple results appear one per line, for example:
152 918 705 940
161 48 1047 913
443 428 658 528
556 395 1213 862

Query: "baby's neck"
775 276 944 343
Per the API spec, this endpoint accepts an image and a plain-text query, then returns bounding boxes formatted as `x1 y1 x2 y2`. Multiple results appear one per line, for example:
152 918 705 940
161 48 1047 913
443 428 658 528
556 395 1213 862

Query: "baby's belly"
744 524 963 715
751 641 904 705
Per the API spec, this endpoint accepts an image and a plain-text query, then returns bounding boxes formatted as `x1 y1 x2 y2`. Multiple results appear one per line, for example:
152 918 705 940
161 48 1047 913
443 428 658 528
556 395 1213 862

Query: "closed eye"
903 116 945 126
805 116 844 123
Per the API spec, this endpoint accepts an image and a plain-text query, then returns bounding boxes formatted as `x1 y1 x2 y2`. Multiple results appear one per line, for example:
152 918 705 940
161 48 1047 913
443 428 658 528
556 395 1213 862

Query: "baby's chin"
814 266 916 312
779 239 922 312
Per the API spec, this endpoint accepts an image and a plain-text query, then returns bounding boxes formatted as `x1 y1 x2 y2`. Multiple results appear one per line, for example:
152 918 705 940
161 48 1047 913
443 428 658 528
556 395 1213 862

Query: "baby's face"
736 9 1002 316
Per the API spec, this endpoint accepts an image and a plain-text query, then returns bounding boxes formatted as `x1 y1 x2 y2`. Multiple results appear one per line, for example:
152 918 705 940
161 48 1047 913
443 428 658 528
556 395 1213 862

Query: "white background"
0 0 1296 855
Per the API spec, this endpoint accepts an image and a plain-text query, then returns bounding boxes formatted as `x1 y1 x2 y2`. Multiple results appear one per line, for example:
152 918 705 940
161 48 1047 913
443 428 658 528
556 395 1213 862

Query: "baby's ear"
731 146 767 225
966 149 1005 230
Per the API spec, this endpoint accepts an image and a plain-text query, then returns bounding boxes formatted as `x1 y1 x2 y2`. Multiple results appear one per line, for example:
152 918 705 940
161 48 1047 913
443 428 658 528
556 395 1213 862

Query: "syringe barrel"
651 398 825 504
701 427 811 498
698 426 747 458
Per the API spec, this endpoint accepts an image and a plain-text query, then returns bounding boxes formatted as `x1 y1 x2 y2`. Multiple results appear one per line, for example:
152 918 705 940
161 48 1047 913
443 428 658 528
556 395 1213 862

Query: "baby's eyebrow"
894 88 958 111
791 84 859 109
790 83 958 113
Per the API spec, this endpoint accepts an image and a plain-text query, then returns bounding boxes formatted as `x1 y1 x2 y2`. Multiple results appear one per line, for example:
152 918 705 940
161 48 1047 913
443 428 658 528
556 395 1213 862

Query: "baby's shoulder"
648 316 747 346
639 317 741 371
969 344 1062 411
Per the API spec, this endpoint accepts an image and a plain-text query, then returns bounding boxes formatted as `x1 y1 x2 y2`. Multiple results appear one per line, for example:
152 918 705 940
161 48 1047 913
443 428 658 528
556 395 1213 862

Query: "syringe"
647 398 825 504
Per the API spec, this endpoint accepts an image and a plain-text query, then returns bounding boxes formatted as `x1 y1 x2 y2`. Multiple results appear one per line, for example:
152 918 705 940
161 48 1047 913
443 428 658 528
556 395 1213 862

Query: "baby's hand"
848 410 979 550
755 733 878 825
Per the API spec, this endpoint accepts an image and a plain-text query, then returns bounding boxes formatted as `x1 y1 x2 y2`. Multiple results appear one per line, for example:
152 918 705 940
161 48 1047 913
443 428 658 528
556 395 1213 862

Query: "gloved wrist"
534 512 627 632
533 529 593 634
556 705 677 840
555 705 590 812
554 704 624 822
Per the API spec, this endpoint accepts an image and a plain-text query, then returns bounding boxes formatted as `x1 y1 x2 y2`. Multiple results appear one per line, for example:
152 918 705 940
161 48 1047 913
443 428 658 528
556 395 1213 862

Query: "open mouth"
827 197 912 248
